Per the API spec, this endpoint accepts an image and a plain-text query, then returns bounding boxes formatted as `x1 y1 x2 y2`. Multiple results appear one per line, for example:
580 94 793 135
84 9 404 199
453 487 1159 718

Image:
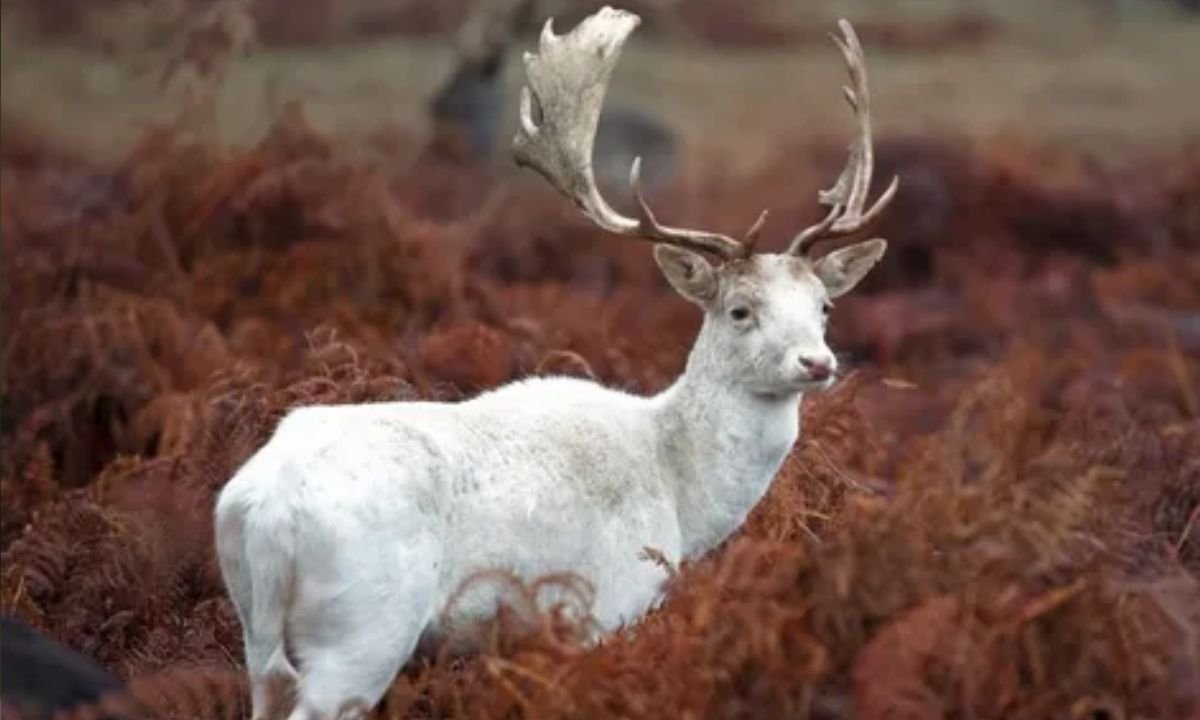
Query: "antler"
512 6 766 261
787 19 899 258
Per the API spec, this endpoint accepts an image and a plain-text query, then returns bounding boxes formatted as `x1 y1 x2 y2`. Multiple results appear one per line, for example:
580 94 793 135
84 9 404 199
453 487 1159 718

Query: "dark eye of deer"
730 306 751 321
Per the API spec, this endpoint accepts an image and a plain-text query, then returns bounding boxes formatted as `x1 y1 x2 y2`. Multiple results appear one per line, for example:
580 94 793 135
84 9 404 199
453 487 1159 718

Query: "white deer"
214 7 899 720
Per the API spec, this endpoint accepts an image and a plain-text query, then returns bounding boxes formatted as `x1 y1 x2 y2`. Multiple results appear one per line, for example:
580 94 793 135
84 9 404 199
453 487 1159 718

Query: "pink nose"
800 356 833 381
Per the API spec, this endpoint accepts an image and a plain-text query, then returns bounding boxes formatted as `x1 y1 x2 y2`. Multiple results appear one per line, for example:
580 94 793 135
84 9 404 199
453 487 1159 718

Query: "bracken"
1 84 1197 718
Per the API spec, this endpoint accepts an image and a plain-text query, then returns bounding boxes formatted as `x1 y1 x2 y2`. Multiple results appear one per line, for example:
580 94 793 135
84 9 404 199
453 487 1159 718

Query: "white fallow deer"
214 6 899 720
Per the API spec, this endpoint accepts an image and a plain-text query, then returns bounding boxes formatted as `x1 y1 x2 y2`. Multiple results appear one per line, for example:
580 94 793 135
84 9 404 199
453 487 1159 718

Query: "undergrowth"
1 90 1197 718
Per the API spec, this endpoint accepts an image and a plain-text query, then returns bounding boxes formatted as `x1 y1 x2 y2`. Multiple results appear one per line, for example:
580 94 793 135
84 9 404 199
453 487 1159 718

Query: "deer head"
513 7 898 396
429 0 537 157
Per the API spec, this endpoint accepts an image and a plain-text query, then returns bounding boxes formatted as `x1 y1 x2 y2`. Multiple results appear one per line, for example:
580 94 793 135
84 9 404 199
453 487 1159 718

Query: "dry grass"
2 0 1199 171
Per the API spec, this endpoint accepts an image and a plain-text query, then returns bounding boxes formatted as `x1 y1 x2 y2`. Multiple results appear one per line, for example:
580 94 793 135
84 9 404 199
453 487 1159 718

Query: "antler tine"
788 19 899 258
512 6 758 261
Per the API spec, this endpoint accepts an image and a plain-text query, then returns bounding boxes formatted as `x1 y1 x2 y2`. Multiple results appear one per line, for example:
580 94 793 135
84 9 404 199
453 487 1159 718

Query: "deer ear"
812 239 887 298
654 244 718 305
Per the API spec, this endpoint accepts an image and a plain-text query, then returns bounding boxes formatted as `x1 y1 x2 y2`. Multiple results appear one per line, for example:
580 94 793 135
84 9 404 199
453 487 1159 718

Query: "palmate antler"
512 6 896 262
512 7 766 261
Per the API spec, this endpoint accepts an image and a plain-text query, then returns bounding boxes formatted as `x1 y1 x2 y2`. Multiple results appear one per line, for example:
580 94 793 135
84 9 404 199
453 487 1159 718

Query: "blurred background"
3 0 1199 169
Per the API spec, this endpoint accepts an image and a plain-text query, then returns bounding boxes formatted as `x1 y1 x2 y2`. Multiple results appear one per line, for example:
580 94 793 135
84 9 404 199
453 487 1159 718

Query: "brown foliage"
1 96 1198 719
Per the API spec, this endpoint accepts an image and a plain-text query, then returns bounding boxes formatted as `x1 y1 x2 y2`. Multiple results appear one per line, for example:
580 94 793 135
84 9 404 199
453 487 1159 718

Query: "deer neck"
651 334 802 559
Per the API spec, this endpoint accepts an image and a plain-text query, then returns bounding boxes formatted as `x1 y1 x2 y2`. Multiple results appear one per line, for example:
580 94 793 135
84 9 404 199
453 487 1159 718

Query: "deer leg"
284 525 442 720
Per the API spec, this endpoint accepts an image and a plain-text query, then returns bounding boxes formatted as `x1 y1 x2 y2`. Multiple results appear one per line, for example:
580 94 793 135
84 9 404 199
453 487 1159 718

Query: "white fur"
215 249 882 720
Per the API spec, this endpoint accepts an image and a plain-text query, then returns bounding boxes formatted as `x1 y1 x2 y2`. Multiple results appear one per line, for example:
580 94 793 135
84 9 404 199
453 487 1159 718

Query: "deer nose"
799 356 834 381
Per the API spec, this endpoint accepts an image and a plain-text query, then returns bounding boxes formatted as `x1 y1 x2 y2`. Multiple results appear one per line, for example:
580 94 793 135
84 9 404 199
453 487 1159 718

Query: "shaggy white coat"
215 243 886 720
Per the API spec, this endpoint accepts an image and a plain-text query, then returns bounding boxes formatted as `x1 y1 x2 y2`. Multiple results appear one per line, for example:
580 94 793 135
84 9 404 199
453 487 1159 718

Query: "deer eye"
729 306 751 322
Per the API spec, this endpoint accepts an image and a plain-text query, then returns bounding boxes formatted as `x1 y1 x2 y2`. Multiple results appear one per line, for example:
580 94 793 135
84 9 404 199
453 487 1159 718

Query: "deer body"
219 356 800 648
218 373 794 719
217 8 898 720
